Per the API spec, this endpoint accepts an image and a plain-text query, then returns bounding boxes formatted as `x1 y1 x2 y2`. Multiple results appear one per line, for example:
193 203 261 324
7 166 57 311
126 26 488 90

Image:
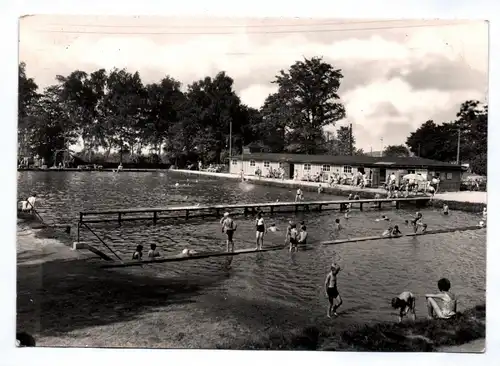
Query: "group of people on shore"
325 259 458 322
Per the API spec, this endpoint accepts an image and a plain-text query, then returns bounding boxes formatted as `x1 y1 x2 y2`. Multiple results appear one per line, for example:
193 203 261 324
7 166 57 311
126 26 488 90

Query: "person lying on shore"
132 245 143 260
334 218 343 233
344 203 351 219
426 278 457 320
325 262 343 317
375 215 390 222
391 291 416 323
147 243 160 258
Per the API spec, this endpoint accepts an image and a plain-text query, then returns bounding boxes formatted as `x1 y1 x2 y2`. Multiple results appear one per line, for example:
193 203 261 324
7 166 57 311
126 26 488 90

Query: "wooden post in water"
185 210 189 220
153 211 158 224
395 200 400 209
318 204 323 211
270 206 274 214
378 201 382 209
118 213 122 225
360 202 363 211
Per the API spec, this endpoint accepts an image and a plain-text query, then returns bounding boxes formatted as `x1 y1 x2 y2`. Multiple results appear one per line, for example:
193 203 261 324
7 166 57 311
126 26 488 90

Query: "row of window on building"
231 159 355 173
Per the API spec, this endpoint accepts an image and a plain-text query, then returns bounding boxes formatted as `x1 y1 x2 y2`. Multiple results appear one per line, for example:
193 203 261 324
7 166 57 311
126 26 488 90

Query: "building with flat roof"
229 152 464 191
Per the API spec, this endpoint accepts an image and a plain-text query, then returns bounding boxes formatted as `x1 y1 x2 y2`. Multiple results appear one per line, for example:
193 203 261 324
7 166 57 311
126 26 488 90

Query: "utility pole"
380 138 383 156
229 120 232 160
456 128 461 165
418 143 421 157
349 123 353 155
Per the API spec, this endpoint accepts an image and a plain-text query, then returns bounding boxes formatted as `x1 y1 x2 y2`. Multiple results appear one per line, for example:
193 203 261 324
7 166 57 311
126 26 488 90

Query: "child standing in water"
325 262 343 317
443 204 449 215
298 225 308 245
147 244 160 258
425 278 457 320
289 224 299 252
255 212 266 250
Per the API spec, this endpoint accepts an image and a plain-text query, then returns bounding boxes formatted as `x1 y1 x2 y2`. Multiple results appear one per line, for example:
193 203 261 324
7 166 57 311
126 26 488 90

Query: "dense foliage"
18 60 487 174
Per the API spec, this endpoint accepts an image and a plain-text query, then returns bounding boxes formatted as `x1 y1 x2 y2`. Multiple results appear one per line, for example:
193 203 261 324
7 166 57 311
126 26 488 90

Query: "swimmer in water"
268 223 279 233
132 245 143 260
391 291 416 323
147 243 160 258
411 212 427 233
443 204 449 215
289 223 299 252
181 248 197 257
376 215 390 222
318 184 324 194
255 212 266 250
298 225 308 245
325 262 343 317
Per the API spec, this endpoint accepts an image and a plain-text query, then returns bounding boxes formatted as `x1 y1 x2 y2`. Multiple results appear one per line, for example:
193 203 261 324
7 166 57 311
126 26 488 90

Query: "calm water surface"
18 171 486 327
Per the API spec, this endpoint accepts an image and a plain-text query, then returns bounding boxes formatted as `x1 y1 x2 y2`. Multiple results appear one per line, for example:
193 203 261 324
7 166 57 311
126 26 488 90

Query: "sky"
18 15 489 152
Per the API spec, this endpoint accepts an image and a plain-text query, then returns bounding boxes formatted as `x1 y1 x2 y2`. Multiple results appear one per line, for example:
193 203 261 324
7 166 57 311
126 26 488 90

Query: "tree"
271 57 346 154
406 120 458 162
383 144 410 157
18 62 40 157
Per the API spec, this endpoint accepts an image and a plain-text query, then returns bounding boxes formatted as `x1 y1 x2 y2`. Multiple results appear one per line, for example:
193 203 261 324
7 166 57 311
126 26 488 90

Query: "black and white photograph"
15 14 487 353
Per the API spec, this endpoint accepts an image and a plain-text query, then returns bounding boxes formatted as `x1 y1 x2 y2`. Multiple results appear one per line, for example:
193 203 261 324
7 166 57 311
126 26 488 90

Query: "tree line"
18 57 487 175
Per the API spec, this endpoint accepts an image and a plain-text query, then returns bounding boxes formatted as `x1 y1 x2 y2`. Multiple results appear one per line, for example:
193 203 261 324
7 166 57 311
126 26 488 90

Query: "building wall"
428 169 462 191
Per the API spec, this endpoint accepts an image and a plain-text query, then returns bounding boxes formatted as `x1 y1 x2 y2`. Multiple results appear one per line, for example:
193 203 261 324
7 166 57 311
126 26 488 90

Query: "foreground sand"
17 223 485 351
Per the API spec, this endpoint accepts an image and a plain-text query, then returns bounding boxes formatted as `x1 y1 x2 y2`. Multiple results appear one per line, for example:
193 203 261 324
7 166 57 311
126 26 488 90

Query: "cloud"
19 17 488 150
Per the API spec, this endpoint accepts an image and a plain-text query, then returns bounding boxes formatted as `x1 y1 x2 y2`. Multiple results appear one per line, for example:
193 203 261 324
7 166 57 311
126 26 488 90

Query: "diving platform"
79 197 431 225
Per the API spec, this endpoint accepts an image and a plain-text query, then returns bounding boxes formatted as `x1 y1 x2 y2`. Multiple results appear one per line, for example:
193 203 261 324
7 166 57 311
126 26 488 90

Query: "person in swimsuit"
325 262 343 317
391 291 416 323
411 212 427 233
295 188 303 202
334 218 343 233
221 212 237 252
255 212 266 250
289 223 299 252
132 245 143 260
285 220 293 245
318 184 324 194
298 225 308 245
391 225 402 237
443 204 449 215
147 243 160 258
426 278 457 320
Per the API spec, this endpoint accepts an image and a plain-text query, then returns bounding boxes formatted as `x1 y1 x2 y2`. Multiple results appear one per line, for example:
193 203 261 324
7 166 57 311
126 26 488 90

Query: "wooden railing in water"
79 197 431 225
99 225 484 269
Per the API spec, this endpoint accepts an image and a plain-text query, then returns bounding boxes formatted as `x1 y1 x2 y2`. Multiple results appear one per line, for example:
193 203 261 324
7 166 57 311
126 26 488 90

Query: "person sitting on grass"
391 291 416 323
148 243 160 258
425 278 457 320
132 245 143 260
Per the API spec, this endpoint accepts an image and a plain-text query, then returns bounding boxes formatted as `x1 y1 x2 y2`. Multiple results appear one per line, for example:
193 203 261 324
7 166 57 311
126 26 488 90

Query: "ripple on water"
18 171 486 325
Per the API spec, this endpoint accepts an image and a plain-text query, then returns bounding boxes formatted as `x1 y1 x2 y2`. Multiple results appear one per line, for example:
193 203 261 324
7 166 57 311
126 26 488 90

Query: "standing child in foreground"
425 278 457 320
325 262 343 317
391 291 416 323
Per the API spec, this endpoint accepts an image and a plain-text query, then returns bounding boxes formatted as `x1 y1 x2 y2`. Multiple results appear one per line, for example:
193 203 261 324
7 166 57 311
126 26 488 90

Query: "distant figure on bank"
147 243 160 258
16 332 36 347
298 225 308 245
268 223 279 233
443 204 449 215
325 262 343 317
289 223 299 252
318 184 324 194
295 188 303 202
117 163 123 172
255 212 266 250
347 193 353 200
375 215 390 222
132 245 143 260
425 278 457 320
391 291 416 323
220 212 237 252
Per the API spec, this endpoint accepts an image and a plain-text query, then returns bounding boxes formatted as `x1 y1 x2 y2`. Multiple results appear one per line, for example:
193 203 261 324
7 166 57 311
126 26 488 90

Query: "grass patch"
218 304 485 351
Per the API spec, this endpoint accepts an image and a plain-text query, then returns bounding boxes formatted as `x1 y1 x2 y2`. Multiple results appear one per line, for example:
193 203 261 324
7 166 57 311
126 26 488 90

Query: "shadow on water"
16 258 230 337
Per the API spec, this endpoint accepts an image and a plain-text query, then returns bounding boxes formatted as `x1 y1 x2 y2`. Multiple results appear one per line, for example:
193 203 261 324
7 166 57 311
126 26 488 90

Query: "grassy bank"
217 304 485 352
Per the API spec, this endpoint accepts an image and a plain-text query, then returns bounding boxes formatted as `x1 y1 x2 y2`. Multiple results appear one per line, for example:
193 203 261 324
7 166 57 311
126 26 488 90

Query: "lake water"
17 171 486 328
